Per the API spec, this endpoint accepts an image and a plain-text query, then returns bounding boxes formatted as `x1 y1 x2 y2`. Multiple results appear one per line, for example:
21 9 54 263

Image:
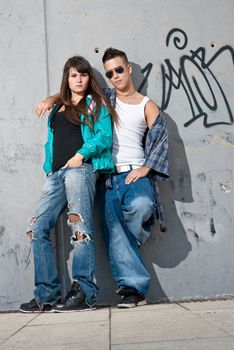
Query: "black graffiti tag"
137 63 153 94
161 28 234 128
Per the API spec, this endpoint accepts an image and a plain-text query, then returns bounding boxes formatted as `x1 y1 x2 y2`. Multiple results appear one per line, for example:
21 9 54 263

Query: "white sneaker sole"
118 299 147 308
18 308 54 313
52 307 96 313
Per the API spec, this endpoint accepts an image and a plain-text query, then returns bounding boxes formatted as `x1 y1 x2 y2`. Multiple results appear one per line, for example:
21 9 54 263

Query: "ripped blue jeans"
27 164 97 306
100 172 157 296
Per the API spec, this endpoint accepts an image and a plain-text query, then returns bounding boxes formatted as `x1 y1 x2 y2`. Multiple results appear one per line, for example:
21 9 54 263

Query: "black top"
51 110 83 172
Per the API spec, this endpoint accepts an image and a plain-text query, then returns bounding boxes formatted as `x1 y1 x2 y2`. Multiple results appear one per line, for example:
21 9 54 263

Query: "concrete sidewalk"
0 300 234 349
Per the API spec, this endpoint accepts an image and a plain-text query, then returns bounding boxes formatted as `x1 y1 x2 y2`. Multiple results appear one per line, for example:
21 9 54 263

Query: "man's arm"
145 99 160 128
35 93 61 117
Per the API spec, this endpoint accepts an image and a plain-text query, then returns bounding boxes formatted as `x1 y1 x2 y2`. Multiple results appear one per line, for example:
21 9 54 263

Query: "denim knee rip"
26 216 37 240
67 212 91 246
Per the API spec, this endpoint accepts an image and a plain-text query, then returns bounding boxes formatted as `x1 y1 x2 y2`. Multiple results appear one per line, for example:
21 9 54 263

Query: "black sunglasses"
105 66 124 79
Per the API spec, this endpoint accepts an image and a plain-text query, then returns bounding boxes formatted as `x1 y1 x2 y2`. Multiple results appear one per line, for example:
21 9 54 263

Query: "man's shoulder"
145 98 159 110
139 93 158 109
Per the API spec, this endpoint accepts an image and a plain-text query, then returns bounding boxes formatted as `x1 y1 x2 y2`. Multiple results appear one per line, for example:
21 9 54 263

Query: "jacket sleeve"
43 106 56 175
77 105 112 160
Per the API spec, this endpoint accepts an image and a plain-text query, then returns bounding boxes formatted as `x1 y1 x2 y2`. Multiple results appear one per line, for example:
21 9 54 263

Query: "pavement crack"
177 302 232 338
192 311 233 338
176 302 191 311
0 314 40 346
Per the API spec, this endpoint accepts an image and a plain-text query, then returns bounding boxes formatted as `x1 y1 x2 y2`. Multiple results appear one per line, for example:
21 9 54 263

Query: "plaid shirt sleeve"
143 111 169 181
143 111 170 225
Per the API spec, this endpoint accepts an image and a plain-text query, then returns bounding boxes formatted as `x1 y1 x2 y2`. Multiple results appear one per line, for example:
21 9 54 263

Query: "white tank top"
112 96 149 166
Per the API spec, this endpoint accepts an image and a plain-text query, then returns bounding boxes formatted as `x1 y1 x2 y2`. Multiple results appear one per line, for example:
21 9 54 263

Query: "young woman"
19 56 117 313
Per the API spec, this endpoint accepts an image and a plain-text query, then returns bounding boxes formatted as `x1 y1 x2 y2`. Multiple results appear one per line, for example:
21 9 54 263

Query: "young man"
100 48 169 308
34 48 169 308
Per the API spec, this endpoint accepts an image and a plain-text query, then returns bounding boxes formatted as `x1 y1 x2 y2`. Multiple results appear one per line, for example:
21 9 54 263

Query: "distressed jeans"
27 164 97 306
99 172 157 296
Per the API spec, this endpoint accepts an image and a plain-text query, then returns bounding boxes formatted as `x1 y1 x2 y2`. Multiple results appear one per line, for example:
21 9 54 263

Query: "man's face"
104 56 132 91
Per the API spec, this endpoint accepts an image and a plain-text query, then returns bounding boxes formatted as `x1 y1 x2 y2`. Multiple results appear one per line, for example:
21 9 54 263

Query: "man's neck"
116 86 136 97
116 85 144 105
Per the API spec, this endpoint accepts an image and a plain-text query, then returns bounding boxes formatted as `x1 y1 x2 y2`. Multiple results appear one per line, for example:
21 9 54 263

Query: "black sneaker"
52 281 97 312
118 294 147 308
19 298 53 313
116 286 138 296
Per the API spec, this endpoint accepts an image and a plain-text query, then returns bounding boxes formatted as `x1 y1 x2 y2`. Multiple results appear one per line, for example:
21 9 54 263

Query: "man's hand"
125 166 150 184
62 153 84 169
35 93 60 117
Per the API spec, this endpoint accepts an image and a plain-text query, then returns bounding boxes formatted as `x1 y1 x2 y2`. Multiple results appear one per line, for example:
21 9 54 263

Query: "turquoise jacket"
43 95 114 175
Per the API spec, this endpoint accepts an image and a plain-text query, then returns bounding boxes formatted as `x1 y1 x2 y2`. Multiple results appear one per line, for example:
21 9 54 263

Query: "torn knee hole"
29 216 37 225
27 231 33 239
72 232 87 241
69 213 83 223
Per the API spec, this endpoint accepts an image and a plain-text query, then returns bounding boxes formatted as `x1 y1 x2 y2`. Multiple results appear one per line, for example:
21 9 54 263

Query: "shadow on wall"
131 62 193 301
143 113 193 301
54 64 193 304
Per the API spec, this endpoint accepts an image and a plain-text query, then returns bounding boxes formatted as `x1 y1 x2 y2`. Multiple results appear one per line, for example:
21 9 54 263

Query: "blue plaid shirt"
104 88 169 224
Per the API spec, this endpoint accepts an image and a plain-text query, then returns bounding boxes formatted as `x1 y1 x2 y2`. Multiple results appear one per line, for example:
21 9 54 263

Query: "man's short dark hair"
102 47 129 65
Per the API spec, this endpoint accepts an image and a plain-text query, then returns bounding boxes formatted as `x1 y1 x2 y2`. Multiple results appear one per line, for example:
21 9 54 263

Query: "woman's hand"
35 94 60 117
62 153 84 169
125 166 150 184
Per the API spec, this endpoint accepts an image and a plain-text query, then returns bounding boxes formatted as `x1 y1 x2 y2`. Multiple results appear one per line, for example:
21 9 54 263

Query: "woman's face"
68 67 90 95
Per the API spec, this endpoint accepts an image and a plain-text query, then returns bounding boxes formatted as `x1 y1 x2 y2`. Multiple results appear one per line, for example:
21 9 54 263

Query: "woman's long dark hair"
60 55 118 129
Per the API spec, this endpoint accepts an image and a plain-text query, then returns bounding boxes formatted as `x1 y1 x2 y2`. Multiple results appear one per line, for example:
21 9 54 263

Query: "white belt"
114 164 141 173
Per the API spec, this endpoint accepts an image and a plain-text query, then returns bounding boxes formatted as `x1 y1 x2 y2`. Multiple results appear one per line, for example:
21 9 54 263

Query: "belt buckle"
115 165 131 173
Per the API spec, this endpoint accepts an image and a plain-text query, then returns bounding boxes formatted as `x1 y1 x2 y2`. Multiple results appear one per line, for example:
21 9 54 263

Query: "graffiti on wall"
160 28 234 128
138 63 153 93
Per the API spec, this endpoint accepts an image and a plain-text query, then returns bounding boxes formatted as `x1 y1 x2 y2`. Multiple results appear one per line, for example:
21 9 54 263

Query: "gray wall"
0 0 233 310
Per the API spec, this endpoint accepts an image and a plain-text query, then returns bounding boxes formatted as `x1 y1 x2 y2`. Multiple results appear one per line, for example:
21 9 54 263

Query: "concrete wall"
0 0 233 310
